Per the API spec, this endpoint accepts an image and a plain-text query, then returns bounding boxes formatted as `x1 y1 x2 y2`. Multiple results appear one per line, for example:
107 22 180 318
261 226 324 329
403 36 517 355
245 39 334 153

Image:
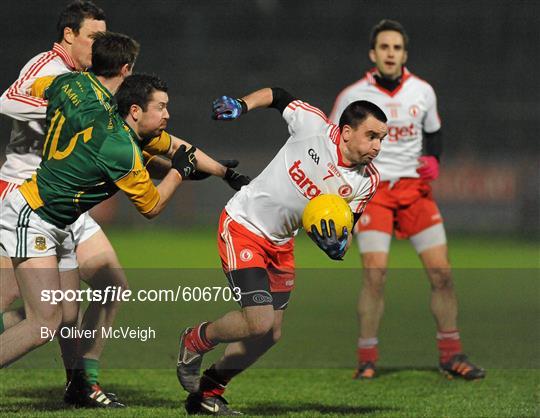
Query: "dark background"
1 0 538 234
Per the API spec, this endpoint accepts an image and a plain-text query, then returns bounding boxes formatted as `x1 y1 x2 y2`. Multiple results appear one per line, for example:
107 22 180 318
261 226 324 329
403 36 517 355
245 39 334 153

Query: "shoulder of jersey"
94 116 136 161
337 76 370 98
407 71 435 91
48 72 83 93
21 49 60 74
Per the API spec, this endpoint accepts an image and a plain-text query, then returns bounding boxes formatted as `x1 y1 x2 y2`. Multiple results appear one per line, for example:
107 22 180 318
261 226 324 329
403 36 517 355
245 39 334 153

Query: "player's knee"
29 306 62 346
429 268 453 291
103 266 128 289
0 268 20 309
248 318 274 338
363 268 387 294
86 267 129 291
272 326 282 344
0 285 20 310
244 309 275 338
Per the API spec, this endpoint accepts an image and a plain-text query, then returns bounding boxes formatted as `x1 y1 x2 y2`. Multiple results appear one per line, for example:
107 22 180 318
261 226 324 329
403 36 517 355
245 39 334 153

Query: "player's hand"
308 219 348 261
223 168 251 191
416 155 439 181
188 159 239 181
212 96 247 120
171 145 197 179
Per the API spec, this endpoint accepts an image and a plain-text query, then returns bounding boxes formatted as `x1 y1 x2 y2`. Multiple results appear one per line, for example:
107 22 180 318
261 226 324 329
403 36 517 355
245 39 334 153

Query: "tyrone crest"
240 248 253 262
338 184 352 197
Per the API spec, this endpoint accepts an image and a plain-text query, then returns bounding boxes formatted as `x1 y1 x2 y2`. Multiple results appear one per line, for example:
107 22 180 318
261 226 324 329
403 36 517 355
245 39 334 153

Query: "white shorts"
0 190 77 270
70 212 101 246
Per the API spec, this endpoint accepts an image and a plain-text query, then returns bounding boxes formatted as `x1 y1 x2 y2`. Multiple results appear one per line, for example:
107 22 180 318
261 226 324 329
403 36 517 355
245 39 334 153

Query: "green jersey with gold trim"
19 72 168 227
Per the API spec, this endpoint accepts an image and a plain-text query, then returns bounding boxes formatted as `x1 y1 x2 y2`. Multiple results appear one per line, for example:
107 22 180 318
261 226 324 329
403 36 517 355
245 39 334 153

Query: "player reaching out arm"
113 75 250 212
30 73 250 192
140 134 249 190
211 88 385 259
176 87 386 415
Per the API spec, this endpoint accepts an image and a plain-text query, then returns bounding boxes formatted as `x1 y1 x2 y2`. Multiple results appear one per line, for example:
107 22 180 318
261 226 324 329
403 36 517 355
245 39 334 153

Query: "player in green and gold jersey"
0 31 249 408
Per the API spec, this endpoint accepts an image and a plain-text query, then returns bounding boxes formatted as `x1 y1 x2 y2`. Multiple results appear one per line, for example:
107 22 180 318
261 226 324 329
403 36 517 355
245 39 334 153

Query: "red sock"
199 366 229 398
357 337 378 364
437 330 462 363
185 322 216 354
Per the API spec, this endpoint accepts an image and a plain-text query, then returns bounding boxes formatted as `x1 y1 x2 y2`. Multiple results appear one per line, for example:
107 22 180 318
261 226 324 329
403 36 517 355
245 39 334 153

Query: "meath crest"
34 236 47 251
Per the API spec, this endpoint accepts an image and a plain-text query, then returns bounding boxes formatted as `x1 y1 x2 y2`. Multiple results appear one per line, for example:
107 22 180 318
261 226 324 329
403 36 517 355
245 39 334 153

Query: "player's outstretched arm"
143 145 197 219
211 87 296 120
167 134 250 190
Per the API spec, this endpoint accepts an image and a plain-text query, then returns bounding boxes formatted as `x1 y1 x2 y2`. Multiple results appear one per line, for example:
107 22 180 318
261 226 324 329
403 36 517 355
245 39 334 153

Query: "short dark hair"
116 73 168 118
339 100 387 131
91 32 140 78
369 19 409 50
56 0 106 43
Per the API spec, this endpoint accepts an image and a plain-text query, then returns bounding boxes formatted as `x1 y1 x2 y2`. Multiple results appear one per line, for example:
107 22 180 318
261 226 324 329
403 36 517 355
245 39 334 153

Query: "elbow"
141 203 161 219
142 209 159 220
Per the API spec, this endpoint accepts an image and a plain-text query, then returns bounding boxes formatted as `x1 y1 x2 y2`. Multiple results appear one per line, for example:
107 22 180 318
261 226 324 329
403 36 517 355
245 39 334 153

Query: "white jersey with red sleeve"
0 43 76 184
225 99 379 245
330 67 441 181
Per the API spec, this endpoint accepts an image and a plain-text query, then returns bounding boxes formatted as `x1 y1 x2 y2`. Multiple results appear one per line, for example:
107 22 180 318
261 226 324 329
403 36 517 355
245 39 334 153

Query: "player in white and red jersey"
330 19 484 381
0 1 129 408
176 87 387 415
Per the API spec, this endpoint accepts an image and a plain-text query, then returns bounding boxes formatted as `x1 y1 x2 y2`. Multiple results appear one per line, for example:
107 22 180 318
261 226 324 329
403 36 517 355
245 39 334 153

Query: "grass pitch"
1 229 538 417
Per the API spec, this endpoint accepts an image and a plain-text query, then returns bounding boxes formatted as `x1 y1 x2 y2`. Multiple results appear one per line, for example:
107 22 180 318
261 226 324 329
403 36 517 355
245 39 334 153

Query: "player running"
329 19 485 381
0 0 125 405
176 87 387 415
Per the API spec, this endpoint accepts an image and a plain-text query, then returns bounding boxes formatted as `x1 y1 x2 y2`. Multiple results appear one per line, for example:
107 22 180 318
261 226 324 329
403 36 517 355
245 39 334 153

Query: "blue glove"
212 96 247 120
309 219 348 261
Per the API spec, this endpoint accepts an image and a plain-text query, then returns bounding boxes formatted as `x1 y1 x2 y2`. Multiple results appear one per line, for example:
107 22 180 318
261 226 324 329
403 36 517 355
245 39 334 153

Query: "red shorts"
0 180 20 200
217 209 295 292
356 178 443 239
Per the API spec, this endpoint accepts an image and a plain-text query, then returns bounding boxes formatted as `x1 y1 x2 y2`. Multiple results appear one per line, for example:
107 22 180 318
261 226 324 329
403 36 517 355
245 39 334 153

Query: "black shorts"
225 267 291 310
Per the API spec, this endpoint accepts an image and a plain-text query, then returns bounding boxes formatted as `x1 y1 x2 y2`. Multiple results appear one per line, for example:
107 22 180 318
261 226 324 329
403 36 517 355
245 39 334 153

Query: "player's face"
138 90 170 139
70 18 106 70
369 30 407 79
341 115 387 165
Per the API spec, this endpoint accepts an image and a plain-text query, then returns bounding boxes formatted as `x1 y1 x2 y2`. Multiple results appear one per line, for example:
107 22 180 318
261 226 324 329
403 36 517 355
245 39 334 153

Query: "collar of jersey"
365 66 411 97
84 72 113 101
121 119 140 144
52 43 77 70
334 130 354 168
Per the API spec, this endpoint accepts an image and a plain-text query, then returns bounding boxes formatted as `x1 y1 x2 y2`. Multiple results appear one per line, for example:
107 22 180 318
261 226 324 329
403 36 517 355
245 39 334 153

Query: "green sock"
0 312 4 334
78 358 100 385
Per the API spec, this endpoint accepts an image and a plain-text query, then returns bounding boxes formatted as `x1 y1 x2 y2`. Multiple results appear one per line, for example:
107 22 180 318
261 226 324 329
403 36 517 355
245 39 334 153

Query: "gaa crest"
34 236 47 251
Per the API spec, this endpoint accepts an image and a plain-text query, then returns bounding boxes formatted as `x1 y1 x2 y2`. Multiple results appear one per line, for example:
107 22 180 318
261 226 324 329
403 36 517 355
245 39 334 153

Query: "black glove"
171 145 197 179
223 167 251 191
308 219 348 261
188 159 239 181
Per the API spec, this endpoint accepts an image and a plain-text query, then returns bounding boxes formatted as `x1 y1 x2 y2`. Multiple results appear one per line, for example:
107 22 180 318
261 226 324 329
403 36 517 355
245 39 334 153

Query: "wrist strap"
237 98 248 114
